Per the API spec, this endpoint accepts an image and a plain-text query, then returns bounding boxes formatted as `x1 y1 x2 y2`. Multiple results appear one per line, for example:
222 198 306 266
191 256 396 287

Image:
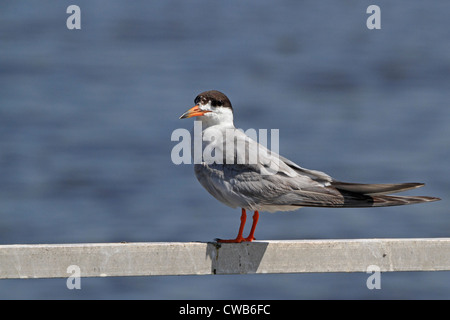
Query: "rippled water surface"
0 1 449 299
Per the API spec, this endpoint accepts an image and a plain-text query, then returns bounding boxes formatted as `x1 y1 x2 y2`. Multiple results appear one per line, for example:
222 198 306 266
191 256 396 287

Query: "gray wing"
196 161 439 211
194 161 339 211
195 129 440 211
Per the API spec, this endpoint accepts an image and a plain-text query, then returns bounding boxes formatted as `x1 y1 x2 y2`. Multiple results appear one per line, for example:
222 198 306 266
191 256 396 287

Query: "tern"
179 90 440 243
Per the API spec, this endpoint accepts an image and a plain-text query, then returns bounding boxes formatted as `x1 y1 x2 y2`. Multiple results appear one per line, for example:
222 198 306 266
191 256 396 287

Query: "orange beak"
179 105 211 119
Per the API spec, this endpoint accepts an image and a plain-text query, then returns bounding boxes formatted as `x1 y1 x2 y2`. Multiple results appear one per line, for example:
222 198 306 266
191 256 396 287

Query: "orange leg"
244 211 259 242
217 209 259 243
217 208 247 243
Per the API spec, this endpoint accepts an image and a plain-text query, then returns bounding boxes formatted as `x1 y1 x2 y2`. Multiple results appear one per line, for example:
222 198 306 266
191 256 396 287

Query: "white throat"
198 102 235 129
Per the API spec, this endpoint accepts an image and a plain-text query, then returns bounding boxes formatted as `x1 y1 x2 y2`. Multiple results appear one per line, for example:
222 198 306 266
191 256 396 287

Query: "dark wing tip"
331 181 426 195
422 196 441 202
372 195 441 207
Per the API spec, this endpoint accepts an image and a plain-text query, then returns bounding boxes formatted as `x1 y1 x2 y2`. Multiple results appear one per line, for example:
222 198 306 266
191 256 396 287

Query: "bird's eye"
212 100 222 107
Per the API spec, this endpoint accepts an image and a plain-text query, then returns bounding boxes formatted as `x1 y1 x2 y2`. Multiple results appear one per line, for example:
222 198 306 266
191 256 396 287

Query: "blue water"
0 1 449 299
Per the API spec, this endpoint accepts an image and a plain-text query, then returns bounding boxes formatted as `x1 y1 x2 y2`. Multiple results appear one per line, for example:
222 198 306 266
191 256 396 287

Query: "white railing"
1 238 449 279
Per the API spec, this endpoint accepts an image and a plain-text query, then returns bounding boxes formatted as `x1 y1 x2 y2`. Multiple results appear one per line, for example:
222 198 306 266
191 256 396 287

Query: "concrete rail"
0 238 449 279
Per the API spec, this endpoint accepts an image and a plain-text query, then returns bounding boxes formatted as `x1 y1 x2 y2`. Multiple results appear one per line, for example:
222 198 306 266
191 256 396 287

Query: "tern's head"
180 90 234 127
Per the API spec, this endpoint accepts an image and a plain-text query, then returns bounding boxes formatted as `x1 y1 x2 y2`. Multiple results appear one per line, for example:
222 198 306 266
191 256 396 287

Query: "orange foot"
216 236 255 243
216 210 259 243
244 235 255 242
